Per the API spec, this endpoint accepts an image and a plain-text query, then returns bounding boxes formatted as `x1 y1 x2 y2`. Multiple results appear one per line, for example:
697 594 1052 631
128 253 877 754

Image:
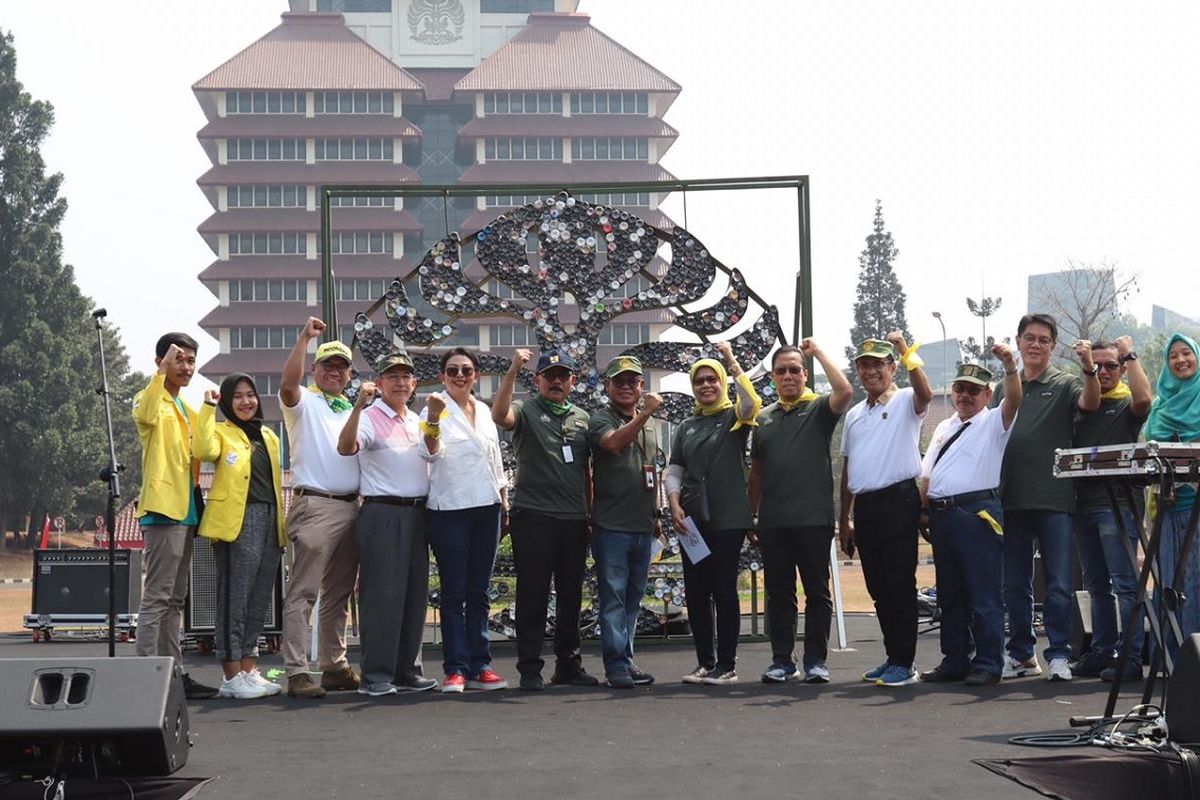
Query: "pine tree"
845 200 913 392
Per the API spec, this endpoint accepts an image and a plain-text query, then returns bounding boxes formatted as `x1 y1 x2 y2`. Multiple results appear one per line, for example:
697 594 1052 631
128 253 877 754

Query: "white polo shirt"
841 386 924 494
280 389 360 495
921 405 1015 499
419 394 506 512
355 400 430 499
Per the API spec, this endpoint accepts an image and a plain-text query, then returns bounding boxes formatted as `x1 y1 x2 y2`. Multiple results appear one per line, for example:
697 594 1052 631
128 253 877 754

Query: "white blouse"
419 393 506 511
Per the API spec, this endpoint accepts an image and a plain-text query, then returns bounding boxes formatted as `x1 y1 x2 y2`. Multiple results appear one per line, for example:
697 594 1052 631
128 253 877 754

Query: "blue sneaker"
862 661 889 682
804 664 831 684
761 663 798 683
875 664 918 687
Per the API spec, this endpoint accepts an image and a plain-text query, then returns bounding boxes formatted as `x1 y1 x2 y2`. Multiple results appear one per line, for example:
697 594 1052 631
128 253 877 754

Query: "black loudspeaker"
32 549 142 616
1168 634 1200 745
184 537 283 634
0 656 189 777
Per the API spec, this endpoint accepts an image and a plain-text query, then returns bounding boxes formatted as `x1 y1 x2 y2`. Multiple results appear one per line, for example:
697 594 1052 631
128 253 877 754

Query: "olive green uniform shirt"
1073 396 1147 513
588 406 659 534
511 397 590 519
751 396 842 529
669 408 752 531
991 366 1083 513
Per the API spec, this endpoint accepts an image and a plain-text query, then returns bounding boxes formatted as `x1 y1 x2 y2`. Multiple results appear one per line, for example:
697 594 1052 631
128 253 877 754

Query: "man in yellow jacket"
132 332 218 699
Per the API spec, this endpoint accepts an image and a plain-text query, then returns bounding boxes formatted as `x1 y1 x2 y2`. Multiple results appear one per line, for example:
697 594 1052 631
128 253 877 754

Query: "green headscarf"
1146 333 1200 443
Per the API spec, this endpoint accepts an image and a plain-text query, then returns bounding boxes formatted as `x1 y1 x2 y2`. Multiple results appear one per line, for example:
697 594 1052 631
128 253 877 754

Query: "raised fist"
510 348 533 373
886 331 908 353
799 337 820 357
992 343 1016 368
355 381 378 408
716 340 734 361
303 317 327 338
158 343 186 375
1073 340 1095 370
204 389 220 406
1114 335 1134 357
425 393 446 421
642 392 663 414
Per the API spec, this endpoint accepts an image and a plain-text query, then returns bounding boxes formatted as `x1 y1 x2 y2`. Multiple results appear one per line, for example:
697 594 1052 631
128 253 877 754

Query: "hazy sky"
3 1 1198 400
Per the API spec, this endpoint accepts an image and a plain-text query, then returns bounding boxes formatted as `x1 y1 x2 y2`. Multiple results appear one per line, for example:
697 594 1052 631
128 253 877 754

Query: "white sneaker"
1047 657 1073 682
244 669 283 696
1001 654 1043 679
219 672 271 700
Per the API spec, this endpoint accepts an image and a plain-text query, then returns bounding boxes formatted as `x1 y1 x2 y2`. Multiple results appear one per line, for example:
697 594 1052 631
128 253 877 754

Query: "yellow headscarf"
689 358 761 430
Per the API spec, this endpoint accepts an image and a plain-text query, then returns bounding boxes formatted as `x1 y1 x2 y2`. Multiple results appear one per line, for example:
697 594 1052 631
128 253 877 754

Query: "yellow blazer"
192 404 286 546
133 374 199 520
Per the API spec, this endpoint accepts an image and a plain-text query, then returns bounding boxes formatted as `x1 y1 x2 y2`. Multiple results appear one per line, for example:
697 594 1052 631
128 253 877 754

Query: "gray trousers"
214 503 282 662
355 501 429 686
136 524 194 671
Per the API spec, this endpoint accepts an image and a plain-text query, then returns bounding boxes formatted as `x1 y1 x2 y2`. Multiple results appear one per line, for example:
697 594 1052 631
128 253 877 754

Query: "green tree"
0 30 143 547
845 200 913 394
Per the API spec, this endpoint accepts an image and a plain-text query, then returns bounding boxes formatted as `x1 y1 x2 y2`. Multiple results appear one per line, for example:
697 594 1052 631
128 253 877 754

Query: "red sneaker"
440 673 466 694
466 669 508 691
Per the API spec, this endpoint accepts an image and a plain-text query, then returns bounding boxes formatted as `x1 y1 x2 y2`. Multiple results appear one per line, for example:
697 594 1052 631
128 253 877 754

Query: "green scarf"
536 394 574 417
1146 333 1200 442
308 383 352 413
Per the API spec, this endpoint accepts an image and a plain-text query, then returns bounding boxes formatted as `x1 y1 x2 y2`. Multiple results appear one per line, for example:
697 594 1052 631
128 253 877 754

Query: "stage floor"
0 615 1151 799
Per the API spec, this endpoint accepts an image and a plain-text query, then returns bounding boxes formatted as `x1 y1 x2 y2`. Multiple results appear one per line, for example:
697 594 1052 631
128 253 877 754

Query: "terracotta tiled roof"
197 162 421 186
406 68 472 102
193 13 424 92
457 115 678 139
198 116 421 139
197 208 423 235
453 14 680 94
197 255 415 281
458 161 676 185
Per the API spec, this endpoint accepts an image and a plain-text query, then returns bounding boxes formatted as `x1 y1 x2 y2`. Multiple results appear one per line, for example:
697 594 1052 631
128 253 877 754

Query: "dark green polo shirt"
669 408 752 531
751 395 842 529
588 406 659 534
991 366 1083 513
511 397 590 519
1073 396 1147 512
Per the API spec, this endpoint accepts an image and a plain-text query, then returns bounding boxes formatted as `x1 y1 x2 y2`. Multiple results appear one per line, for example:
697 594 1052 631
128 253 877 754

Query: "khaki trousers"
136 524 194 671
282 494 360 676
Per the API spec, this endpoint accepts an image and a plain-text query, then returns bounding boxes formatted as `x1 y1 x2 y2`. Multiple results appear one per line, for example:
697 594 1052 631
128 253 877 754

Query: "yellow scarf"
690 358 732 416
1102 382 1132 401
777 389 819 412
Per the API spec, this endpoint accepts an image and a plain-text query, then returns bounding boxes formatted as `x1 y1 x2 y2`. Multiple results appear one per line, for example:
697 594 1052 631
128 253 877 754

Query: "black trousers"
681 528 746 672
510 510 589 678
759 525 834 668
853 480 920 668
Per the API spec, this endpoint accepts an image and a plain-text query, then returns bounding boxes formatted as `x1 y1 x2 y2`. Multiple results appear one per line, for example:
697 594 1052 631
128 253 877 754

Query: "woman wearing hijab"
419 347 509 693
193 373 286 699
666 341 762 685
1146 333 1200 648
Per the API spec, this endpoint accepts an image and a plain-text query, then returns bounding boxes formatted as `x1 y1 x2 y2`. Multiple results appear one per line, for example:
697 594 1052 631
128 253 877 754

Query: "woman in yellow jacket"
194 373 286 700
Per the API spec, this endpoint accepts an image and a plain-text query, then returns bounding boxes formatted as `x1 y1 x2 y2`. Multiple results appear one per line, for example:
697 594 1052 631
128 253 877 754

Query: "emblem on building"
408 0 465 46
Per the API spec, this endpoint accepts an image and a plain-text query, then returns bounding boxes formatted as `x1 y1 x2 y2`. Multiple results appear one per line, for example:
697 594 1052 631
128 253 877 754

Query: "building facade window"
605 275 652 299
328 194 392 207
569 92 649 115
228 232 305 255
334 279 387 301
249 373 283 396
489 324 534 346
483 92 562 114
440 325 480 346
229 279 308 303
596 323 651 345
318 232 394 255
480 0 553 12
313 91 395 115
225 91 307 115
485 279 518 299
576 192 652 207
227 185 305 208
230 327 300 350
314 138 395 161
317 0 391 12
227 138 308 161
484 137 562 161
570 137 648 161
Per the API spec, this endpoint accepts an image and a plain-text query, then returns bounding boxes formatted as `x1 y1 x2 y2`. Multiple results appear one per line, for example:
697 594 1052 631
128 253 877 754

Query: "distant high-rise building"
193 1 682 434
1151 304 1200 332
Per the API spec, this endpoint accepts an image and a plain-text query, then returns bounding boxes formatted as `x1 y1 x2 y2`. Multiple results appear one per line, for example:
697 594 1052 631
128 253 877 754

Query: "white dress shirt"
841 386 925 494
921 405 1015 499
419 393 506 511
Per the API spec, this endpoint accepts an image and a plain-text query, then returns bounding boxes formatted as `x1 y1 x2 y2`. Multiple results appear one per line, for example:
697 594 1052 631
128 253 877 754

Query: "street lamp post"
932 310 947 397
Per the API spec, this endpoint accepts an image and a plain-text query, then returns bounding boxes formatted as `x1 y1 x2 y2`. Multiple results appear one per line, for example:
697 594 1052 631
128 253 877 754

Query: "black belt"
929 488 999 511
856 479 916 502
363 496 426 507
294 488 357 502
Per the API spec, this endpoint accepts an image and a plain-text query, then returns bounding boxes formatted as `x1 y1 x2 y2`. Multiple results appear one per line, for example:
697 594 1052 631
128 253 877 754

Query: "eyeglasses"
1097 362 1122 372
952 383 984 396
444 365 476 377
692 375 721 386
610 375 641 387
318 361 351 372
540 370 572 383
1020 334 1055 346
773 366 804 375
380 371 415 382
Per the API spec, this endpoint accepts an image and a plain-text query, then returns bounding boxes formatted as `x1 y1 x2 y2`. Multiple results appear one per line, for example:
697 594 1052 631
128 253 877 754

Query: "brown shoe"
287 673 327 699
321 666 361 692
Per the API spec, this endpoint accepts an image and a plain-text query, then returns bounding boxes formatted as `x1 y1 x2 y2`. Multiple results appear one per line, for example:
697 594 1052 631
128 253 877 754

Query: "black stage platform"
0 615 1166 799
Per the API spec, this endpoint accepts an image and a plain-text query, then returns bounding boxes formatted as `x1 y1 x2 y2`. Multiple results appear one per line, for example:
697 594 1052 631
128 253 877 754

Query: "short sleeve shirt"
751 396 841 529
670 408 752 531
1073 396 1147 512
510 398 590 519
280 390 360 495
992 367 1082 512
355 402 430 499
588 406 659 534
840 387 924 495
921 406 1014 498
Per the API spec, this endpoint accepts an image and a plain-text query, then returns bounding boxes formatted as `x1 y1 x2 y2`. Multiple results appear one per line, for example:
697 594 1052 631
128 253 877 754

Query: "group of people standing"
129 312 1200 699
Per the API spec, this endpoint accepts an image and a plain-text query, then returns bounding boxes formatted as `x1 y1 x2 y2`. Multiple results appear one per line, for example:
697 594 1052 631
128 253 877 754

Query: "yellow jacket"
192 404 286 546
133 374 199 520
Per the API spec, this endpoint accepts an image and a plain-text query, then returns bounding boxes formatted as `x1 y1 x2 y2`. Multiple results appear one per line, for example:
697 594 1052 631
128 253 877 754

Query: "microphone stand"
93 309 122 658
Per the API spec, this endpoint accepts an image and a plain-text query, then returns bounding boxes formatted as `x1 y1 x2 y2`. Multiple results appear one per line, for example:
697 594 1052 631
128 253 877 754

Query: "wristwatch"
1119 351 1138 364
1082 365 1099 377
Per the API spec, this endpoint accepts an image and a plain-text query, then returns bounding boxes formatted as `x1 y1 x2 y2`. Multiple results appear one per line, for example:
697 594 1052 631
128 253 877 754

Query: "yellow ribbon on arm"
1102 382 1132 401
977 510 1004 536
901 341 925 371
731 372 763 430
777 389 819 413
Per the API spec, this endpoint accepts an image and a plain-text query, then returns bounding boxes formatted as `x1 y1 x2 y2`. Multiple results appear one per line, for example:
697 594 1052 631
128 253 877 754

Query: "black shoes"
181 673 219 700
551 667 599 687
963 670 1001 687
519 674 545 691
629 665 656 686
919 666 966 683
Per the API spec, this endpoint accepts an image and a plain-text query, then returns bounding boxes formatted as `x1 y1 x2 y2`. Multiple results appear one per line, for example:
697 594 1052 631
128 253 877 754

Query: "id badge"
562 444 574 463
642 465 656 491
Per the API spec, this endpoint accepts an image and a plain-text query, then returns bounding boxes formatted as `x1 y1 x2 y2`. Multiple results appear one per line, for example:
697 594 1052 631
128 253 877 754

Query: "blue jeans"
1155 505 1200 665
928 498 1005 676
426 504 502 677
1004 509 1074 662
1076 507 1143 666
591 528 653 677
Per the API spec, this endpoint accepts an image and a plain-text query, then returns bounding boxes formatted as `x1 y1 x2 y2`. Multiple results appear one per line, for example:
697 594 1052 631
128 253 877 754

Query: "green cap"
953 362 994 386
314 341 353 364
376 350 415 374
604 355 644 378
853 339 896 361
